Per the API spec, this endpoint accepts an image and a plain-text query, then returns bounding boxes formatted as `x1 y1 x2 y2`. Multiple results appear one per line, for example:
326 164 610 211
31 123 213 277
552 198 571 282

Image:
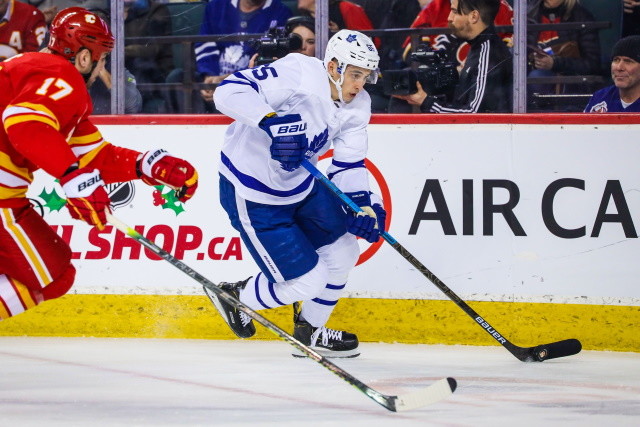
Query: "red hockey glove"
137 149 199 202
60 167 111 230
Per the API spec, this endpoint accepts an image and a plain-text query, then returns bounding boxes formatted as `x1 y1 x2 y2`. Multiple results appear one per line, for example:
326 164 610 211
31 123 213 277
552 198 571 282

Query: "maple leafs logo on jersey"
305 127 329 158
589 101 608 113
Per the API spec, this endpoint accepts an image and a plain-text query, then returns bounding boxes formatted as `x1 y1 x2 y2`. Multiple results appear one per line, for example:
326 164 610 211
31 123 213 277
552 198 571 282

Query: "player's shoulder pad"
277 53 324 77
268 53 326 91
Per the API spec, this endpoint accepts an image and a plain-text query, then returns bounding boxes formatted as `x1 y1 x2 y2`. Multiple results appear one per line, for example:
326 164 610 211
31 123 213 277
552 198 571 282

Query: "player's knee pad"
41 264 76 301
317 233 359 285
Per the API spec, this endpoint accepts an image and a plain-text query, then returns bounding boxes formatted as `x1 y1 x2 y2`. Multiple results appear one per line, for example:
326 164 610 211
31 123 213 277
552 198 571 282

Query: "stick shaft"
105 212 413 410
301 160 538 359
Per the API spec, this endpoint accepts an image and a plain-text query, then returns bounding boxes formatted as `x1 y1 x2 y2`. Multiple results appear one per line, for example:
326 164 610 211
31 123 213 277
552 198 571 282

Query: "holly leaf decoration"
38 187 67 212
161 188 185 215
151 185 185 216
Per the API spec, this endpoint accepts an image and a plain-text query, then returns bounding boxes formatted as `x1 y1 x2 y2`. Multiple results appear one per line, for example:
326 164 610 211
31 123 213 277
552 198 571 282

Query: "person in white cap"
210 30 386 358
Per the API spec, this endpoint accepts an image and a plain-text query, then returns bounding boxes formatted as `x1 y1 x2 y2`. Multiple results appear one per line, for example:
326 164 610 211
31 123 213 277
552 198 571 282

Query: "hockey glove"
259 113 308 172
137 149 199 202
60 167 111 230
345 191 387 243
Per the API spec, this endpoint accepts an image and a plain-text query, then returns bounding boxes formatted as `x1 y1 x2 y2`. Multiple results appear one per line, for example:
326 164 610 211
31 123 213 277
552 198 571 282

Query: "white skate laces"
310 326 343 347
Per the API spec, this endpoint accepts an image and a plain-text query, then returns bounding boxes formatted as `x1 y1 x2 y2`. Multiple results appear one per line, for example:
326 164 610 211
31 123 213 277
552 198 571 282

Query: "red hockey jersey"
0 52 138 207
0 0 47 61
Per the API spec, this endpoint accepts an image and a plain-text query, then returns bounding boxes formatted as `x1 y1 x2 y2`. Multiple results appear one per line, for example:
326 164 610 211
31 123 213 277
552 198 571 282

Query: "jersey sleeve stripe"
0 168 30 188
221 151 313 197
219 72 259 92
194 41 219 55
76 141 109 168
14 102 58 119
69 131 103 145
3 114 59 132
196 51 220 62
0 185 28 200
0 152 32 181
2 102 60 131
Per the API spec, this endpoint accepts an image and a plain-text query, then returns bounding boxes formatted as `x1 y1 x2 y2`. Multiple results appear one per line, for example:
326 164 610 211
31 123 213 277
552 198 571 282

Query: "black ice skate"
203 278 255 339
292 302 360 358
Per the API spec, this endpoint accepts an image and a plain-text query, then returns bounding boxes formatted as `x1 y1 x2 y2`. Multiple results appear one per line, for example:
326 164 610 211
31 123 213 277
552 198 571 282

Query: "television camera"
382 44 459 96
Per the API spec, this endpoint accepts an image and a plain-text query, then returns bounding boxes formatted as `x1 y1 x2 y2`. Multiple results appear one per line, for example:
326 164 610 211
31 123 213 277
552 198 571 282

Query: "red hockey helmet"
48 7 114 62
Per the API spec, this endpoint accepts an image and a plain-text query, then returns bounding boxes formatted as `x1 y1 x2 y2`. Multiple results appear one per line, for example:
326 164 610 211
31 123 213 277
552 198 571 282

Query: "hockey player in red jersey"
0 7 199 320
0 0 47 60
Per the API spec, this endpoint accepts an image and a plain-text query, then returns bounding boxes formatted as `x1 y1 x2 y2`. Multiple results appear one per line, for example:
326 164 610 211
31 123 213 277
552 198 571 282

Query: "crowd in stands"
4 0 640 113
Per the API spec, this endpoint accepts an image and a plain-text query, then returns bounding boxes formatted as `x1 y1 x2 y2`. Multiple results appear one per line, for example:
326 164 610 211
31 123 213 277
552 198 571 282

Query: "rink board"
1 114 639 352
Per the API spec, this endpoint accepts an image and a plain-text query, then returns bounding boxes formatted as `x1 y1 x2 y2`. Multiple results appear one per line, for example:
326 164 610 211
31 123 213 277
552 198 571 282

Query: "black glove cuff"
135 158 143 178
62 162 79 177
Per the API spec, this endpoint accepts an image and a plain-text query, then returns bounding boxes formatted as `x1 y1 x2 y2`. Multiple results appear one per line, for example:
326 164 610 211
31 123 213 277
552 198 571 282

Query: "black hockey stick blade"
302 160 582 363
107 213 456 412
530 338 582 362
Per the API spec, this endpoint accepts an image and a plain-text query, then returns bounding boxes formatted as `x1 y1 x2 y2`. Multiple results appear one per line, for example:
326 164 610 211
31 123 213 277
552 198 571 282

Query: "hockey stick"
301 159 581 362
105 212 456 412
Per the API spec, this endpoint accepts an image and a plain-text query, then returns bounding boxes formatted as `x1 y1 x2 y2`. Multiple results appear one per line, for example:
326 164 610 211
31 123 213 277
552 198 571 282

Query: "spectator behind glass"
123 0 173 113
20 0 108 25
623 0 640 37
0 0 46 60
196 0 291 109
391 0 512 113
527 0 602 95
286 15 315 57
584 35 640 112
401 0 513 71
88 7 143 114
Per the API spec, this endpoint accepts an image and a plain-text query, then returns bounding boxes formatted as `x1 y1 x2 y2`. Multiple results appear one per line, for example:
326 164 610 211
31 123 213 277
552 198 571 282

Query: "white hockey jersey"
214 53 373 205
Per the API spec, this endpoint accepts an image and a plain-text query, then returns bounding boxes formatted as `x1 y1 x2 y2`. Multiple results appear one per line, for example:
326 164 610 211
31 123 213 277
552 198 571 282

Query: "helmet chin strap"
327 61 346 104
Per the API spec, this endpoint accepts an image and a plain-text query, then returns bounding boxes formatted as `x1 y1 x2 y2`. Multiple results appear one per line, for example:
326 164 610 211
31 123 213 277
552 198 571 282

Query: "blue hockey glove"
345 191 387 243
259 113 308 172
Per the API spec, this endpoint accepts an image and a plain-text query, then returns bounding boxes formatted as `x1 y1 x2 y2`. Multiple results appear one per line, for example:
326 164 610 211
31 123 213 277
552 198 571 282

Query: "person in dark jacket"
527 0 601 94
392 0 512 113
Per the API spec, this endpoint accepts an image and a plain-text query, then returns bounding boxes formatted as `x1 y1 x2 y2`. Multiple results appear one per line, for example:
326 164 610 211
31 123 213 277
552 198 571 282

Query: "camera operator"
248 17 316 67
393 0 512 113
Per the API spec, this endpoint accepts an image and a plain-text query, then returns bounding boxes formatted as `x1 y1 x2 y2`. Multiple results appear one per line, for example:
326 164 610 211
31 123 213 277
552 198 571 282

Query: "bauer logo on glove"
275 122 307 136
259 114 309 172
60 167 111 230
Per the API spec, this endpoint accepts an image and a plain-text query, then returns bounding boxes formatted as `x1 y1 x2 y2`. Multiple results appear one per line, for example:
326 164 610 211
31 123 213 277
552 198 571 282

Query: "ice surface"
0 337 638 426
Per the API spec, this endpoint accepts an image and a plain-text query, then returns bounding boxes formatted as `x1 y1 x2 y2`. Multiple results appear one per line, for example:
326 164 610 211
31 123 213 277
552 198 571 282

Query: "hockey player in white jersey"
210 30 386 358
